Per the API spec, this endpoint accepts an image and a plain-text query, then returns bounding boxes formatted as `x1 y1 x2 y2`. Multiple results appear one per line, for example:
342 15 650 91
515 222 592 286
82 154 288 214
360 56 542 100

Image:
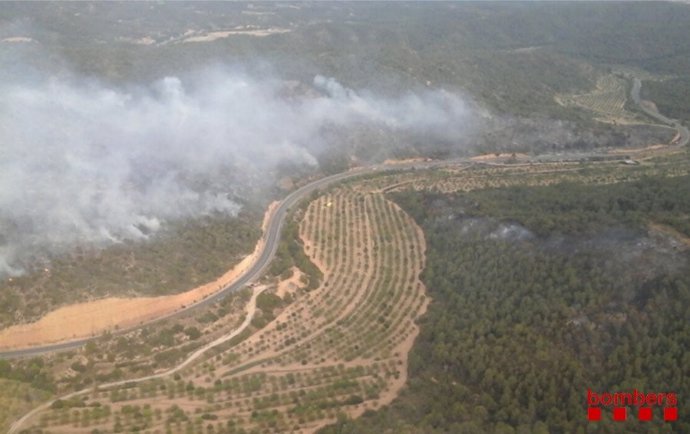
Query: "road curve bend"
0 163 423 359
631 77 689 147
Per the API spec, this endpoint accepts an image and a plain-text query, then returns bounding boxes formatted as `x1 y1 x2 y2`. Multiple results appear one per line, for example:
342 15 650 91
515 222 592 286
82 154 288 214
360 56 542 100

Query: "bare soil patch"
649 222 690 249
275 267 305 298
181 27 291 43
0 204 277 350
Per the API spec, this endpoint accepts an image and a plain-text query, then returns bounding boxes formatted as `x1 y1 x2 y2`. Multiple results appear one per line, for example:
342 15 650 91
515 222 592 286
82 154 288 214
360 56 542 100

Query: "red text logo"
587 389 678 422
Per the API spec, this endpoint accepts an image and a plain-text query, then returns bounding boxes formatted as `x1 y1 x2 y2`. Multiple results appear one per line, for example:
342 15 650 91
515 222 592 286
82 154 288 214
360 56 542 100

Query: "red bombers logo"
587 389 678 422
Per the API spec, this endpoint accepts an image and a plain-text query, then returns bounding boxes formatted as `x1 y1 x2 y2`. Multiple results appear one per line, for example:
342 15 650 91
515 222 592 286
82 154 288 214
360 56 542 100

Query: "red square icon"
588 407 601 421
664 407 678 422
613 407 627 421
638 407 653 421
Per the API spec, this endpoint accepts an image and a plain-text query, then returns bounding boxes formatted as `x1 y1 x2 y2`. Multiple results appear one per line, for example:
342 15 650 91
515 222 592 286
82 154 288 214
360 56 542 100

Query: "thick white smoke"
0 67 476 276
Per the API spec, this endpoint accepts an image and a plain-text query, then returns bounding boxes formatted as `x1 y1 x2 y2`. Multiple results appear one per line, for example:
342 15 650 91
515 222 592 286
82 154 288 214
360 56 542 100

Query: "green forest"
323 175 690 434
643 77 690 125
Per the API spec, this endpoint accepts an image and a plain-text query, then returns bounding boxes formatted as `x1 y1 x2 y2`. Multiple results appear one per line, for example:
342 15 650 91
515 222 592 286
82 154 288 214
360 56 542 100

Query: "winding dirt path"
8 285 267 434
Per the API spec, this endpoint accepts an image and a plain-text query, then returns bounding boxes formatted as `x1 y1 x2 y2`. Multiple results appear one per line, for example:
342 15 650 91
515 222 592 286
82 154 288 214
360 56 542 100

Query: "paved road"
3 159 461 431
6 161 461 432
631 77 689 147
8 286 268 434
4 84 688 360
0 162 429 359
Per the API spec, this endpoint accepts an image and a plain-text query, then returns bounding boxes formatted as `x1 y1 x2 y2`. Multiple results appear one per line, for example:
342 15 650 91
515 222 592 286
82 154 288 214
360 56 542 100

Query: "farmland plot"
557 74 642 124
21 187 428 433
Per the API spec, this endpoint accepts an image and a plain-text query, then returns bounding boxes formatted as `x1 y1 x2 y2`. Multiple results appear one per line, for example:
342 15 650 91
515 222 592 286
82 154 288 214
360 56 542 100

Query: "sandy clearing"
2 37 33 43
0 203 278 350
121 36 156 45
640 99 660 113
382 157 428 165
275 267 305 298
649 222 690 248
181 27 291 43
471 152 530 162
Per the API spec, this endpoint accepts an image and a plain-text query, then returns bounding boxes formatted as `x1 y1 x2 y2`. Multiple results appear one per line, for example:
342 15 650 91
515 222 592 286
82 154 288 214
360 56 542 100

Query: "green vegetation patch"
270 208 323 291
642 77 690 124
324 175 690 434
0 212 261 328
460 176 690 237
0 378 52 433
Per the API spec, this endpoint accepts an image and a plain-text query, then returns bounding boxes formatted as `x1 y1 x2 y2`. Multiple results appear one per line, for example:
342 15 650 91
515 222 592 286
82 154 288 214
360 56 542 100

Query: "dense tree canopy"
323 175 690 434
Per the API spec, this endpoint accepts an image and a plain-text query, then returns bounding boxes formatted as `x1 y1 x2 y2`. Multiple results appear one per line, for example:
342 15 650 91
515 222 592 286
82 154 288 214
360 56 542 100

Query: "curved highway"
631 77 689 147
0 163 423 359
5 161 456 433
3 77 686 360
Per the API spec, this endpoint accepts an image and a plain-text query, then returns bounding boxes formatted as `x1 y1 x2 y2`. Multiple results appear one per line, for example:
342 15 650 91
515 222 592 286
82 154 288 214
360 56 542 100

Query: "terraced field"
557 74 642 124
19 186 428 433
16 146 690 433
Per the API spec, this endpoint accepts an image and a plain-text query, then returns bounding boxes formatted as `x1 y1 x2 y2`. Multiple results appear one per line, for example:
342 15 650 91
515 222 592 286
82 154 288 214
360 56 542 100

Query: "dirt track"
8 284 267 434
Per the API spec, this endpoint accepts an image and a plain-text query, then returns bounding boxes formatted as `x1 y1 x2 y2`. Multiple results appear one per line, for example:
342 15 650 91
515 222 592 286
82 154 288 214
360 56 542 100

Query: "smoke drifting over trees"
0 66 478 276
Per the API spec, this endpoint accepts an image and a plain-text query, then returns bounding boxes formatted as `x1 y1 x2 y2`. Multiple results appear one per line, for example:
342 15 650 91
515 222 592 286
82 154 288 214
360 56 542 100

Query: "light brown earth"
181 27 291 43
23 186 429 433
121 36 156 45
470 152 530 162
275 267 305 298
1 37 33 43
0 202 278 350
649 222 690 249
382 157 428 165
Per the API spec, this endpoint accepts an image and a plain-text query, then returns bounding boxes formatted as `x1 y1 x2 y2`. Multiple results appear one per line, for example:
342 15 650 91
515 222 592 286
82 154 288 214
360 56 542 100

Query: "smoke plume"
0 66 478 276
